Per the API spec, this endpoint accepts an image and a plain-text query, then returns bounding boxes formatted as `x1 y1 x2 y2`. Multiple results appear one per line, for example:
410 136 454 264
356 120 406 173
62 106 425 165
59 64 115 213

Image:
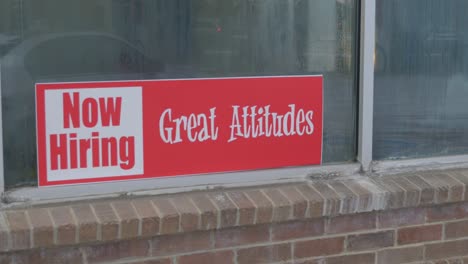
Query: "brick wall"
2 169 468 263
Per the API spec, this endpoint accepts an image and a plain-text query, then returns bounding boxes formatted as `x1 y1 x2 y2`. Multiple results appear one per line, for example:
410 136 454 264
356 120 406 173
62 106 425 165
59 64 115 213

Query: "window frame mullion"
0 60 5 197
357 0 375 171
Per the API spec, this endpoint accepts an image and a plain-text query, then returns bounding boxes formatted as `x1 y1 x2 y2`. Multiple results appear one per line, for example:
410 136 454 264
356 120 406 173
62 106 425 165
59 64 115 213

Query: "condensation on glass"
0 0 358 188
374 0 468 160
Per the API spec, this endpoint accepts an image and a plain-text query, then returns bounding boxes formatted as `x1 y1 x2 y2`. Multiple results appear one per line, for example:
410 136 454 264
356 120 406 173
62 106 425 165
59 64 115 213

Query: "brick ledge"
1 168 468 253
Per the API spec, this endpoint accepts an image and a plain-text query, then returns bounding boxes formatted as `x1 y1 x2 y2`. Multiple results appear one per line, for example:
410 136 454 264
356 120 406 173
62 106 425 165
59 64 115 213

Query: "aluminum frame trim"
357 0 376 171
0 59 5 197
4 163 361 205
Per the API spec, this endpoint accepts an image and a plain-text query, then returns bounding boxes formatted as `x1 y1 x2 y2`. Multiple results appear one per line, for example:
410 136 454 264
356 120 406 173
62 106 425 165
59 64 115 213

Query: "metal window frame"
0 59 4 199
0 0 374 204
3 163 361 204
2 0 468 205
355 0 468 175
357 0 375 172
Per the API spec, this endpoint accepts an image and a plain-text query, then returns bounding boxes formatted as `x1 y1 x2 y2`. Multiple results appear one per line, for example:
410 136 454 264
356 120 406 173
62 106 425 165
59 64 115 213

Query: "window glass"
0 0 358 188
24 35 163 78
374 0 468 160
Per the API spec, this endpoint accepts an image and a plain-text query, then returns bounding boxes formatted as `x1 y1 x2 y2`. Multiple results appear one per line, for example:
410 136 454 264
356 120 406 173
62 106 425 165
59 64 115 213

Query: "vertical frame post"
0 60 4 197
358 0 375 171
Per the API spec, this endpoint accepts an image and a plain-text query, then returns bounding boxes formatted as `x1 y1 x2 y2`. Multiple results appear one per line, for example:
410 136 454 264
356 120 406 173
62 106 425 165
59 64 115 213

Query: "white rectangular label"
44 87 144 182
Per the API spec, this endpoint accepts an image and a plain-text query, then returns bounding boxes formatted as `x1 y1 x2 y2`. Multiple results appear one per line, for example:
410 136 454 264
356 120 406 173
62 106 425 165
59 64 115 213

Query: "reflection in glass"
374 0 468 160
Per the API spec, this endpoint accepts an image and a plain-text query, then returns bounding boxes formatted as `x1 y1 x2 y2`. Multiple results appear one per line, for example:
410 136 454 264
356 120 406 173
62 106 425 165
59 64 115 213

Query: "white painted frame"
2 0 468 205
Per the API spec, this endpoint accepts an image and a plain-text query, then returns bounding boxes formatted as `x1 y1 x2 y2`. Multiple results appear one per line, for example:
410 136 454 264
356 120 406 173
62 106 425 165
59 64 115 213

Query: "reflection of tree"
378 0 468 74
109 0 356 76
0 0 24 40
112 0 192 63
191 0 298 75
14 0 24 38
336 0 355 73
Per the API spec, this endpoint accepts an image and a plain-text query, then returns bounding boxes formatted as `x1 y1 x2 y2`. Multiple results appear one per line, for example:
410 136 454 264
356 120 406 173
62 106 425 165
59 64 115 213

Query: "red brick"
71 204 98 243
389 176 421 207
5 250 39 264
152 198 179 234
263 188 292 222
312 182 341 216
427 202 468 222
208 193 238 228
280 186 307 219
131 259 172 264
237 243 291 264
295 184 324 218
8 251 40 264
92 203 119 241
377 246 424 264
372 178 405 209
378 207 425 228
38 247 83 264
49 206 77 245
425 239 468 260
5 211 30 250
131 199 160 237
449 170 468 200
326 253 375 264
227 191 255 226
406 175 435 205
445 219 468 239
347 230 394 251
327 212 376 234
84 239 149 263
294 237 344 258
292 259 320 264
398 224 442 245
0 254 12 264
418 172 463 203
441 173 464 202
12 247 83 264
244 190 273 224
190 194 218 230
0 213 10 252
112 201 139 239
418 173 450 203
152 231 211 256
0 231 8 252
271 219 324 241
328 181 358 214
214 225 269 248
27 208 53 248
178 250 234 264
344 180 374 212
171 196 199 232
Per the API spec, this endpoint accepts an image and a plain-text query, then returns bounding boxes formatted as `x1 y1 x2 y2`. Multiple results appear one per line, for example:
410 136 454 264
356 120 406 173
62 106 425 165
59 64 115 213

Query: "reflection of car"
0 32 164 186
0 34 19 57
2 32 163 96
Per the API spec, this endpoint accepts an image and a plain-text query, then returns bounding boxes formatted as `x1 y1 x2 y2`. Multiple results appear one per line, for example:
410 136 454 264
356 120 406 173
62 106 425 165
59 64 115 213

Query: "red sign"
36 76 323 186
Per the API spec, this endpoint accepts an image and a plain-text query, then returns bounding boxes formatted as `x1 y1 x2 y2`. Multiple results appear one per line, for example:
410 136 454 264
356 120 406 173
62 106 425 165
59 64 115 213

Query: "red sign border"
36 75 323 187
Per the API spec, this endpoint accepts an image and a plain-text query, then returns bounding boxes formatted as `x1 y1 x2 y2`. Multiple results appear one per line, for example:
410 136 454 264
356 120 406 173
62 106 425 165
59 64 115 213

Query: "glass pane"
374 0 468 160
1 0 358 188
